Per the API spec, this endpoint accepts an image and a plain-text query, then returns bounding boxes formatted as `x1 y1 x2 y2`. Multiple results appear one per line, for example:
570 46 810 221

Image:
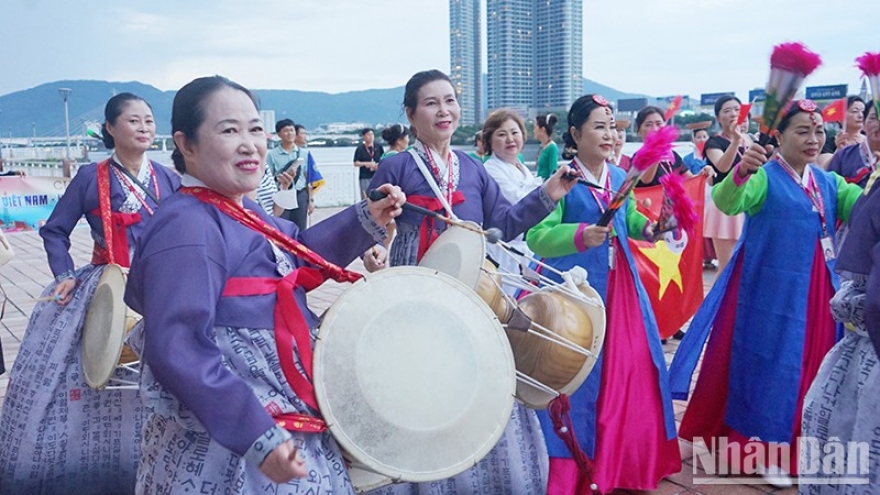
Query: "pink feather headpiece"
658 173 698 237
770 42 823 75
631 125 678 172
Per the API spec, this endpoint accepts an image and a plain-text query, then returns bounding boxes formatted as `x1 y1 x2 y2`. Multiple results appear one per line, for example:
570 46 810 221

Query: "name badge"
821 235 836 262
608 243 616 270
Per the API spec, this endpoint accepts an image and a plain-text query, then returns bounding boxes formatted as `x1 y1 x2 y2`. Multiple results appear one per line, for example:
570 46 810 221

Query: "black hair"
101 92 152 149
171 75 259 173
713 95 741 117
847 95 865 110
403 69 456 117
381 123 409 144
473 130 483 147
294 123 306 133
777 100 820 134
360 128 374 136
692 128 710 139
635 105 664 132
561 94 609 151
535 113 559 137
275 119 295 134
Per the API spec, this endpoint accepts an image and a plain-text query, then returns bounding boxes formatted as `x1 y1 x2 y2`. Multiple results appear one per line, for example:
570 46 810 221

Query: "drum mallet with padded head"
368 189 502 243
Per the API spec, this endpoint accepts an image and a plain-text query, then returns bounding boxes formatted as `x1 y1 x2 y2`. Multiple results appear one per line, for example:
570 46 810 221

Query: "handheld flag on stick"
758 42 822 146
736 101 754 126
664 95 683 123
821 97 847 123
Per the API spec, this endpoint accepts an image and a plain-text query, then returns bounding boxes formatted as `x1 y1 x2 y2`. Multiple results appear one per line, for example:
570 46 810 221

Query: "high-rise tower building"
484 0 582 115
534 0 582 111
486 0 533 114
450 0 482 125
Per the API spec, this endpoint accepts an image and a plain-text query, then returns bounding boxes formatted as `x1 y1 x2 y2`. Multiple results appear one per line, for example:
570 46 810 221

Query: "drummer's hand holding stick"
366 183 406 227
736 142 770 178
50 278 76 306
363 244 388 272
544 163 580 201
259 440 307 483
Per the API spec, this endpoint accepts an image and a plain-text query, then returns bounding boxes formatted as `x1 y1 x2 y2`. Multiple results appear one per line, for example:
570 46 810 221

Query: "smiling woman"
124 75 405 494
365 69 578 495
0 92 180 494
671 100 865 485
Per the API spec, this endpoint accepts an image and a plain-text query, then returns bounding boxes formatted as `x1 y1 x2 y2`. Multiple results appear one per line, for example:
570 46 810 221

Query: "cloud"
1 0 878 102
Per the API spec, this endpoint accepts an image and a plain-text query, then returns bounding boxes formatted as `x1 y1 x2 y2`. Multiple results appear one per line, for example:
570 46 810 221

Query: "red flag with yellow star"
821 97 847 123
628 175 706 339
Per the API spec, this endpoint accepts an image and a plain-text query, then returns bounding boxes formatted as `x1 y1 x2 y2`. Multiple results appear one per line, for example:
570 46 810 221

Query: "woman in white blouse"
482 108 543 293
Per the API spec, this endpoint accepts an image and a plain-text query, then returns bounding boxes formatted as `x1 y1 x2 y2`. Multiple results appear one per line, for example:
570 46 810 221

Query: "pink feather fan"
658 172 699 237
856 51 880 119
769 42 823 75
631 125 678 172
856 51 880 76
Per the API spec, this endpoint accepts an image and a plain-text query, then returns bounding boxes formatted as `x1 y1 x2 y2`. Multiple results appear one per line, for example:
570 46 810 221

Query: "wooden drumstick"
35 294 62 302
368 189 503 243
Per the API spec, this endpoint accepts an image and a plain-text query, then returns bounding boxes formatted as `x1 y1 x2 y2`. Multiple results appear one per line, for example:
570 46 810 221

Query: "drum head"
418 222 485 290
82 264 127 389
314 266 515 482
509 282 607 409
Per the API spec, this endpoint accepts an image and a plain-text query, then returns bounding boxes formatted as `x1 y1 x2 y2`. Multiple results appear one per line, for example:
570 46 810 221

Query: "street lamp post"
58 88 72 160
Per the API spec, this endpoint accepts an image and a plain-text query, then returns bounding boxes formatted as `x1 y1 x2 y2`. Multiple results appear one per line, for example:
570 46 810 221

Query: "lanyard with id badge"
580 162 618 270
777 155 835 261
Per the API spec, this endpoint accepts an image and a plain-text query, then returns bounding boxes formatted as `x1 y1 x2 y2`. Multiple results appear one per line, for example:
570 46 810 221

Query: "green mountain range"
0 79 647 137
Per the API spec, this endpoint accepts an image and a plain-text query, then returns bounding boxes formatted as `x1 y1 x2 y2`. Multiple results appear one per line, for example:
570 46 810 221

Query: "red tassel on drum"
548 394 599 494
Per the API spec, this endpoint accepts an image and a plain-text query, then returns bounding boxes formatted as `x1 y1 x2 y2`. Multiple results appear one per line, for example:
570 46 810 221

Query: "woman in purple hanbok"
0 93 180 494
124 75 404 495
366 69 577 495
799 110 880 494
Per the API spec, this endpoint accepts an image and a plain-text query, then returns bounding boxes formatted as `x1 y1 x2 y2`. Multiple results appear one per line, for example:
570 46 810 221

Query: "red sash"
92 160 140 267
847 166 873 185
222 269 327 429
409 191 465 261
181 186 362 431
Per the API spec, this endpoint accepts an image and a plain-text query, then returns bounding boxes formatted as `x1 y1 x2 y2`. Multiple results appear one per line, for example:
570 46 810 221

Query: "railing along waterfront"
4 160 360 207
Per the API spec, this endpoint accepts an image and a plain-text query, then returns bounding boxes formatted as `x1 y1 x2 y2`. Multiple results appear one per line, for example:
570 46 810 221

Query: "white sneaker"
758 464 793 488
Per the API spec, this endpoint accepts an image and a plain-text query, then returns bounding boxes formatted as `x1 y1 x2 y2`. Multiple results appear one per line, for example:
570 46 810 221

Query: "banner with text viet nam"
0 176 71 231
628 175 706 339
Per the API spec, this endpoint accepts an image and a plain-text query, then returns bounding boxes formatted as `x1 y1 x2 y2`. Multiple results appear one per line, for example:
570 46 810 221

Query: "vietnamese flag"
822 97 847 123
628 175 706 339
664 95 683 122
736 102 753 126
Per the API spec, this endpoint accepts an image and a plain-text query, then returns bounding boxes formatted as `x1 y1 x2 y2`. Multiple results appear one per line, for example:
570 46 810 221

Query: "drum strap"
409 192 465 261
93 160 140 267
180 186 362 284
222 267 325 413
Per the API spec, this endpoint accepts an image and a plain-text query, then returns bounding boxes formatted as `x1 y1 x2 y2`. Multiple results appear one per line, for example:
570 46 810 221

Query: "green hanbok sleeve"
712 167 768 217
526 198 580 257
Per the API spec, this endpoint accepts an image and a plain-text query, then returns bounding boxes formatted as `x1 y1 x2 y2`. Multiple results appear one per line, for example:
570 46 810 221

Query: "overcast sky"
1 0 877 102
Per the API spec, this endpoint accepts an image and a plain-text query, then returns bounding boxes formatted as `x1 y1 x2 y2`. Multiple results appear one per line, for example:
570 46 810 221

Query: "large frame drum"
313 266 516 487
81 263 141 389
